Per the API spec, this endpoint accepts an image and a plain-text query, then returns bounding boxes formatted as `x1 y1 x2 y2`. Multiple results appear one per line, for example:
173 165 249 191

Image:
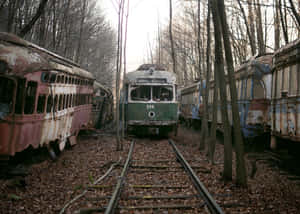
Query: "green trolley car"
122 64 179 135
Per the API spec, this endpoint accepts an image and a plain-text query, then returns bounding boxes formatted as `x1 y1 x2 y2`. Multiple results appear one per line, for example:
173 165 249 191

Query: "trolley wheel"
48 147 57 161
270 135 277 150
174 124 178 136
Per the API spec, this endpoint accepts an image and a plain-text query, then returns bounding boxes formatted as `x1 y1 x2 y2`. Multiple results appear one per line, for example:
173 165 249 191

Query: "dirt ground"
0 126 300 213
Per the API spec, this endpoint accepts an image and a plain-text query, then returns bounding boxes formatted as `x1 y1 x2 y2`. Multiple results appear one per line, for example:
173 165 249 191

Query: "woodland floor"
0 126 300 214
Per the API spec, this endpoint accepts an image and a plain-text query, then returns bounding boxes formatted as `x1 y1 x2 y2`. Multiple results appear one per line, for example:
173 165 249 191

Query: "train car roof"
137 64 166 71
125 66 177 84
273 38 300 66
93 81 112 96
235 53 273 78
179 81 201 93
0 32 94 79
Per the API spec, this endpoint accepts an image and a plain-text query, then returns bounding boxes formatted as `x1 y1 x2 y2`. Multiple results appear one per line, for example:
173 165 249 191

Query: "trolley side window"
130 86 151 101
46 95 53 113
253 79 265 99
290 65 297 96
24 81 37 114
15 78 26 114
37 94 46 113
276 69 283 98
246 78 252 99
0 77 14 118
153 86 173 101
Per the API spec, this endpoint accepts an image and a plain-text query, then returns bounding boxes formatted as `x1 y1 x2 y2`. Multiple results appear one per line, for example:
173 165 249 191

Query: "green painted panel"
126 103 178 121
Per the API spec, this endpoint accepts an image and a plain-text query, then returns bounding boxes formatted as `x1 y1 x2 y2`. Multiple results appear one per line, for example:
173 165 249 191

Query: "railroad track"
76 139 224 214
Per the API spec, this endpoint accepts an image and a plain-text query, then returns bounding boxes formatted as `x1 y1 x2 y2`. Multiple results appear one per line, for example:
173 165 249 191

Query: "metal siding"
127 103 178 124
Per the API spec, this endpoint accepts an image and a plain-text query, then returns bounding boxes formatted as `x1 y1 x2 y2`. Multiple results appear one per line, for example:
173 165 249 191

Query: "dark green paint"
126 103 178 121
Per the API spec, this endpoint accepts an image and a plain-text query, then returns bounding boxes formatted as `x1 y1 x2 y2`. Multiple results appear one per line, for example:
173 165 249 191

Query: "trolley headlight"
148 111 155 118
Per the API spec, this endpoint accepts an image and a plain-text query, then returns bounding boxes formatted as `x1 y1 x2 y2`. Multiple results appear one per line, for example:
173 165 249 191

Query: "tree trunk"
247 0 257 54
115 0 125 151
217 0 247 187
237 0 256 55
198 0 208 151
279 0 289 44
211 0 232 181
19 0 49 37
122 0 129 141
209 72 218 165
75 0 87 63
204 0 212 160
288 0 300 27
274 0 281 50
254 0 265 54
169 0 177 74
7 0 17 32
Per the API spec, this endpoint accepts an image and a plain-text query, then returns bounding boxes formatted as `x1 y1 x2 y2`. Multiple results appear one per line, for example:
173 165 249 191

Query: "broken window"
37 95 46 113
69 94 72 107
53 95 58 112
0 77 14 118
50 73 56 83
46 95 53 113
130 86 151 101
290 65 297 96
15 78 25 114
253 79 265 99
245 78 252 99
152 86 173 101
41 72 50 82
59 95 63 110
24 81 37 114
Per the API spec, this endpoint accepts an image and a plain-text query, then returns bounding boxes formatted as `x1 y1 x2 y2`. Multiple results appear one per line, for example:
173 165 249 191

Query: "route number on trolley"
146 104 155 110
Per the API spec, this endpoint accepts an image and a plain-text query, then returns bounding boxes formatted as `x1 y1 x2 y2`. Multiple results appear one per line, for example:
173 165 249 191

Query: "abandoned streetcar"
121 64 179 135
179 54 273 142
270 38 300 148
0 32 95 159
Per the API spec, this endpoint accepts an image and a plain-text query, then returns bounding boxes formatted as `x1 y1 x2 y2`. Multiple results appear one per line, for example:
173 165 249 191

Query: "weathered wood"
130 185 189 189
120 203 205 210
80 204 205 213
131 165 210 170
86 194 198 201
85 193 231 201
130 169 183 173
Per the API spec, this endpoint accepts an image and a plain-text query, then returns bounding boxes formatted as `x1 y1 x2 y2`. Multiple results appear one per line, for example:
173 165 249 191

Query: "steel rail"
104 140 135 214
168 139 224 214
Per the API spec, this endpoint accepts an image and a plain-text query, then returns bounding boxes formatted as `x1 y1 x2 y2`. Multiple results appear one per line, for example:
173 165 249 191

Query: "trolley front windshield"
130 85 174 102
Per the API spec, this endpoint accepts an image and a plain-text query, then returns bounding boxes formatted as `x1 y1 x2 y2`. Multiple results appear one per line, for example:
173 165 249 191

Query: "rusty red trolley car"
0 33 94 159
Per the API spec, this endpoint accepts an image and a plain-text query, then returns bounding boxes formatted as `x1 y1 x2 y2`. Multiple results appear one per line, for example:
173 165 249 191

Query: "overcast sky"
100 0 180 72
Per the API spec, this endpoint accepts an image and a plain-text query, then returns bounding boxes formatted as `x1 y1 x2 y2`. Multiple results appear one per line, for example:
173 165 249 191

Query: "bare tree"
254 0 265 54
289 0 300 27
217 0 248 186
169 0 177 74
115 0 125 151
211 0 233 181
279 0 289 44
274 0 281 50
237 0 256 55
122 0 130 140
19 0 49 37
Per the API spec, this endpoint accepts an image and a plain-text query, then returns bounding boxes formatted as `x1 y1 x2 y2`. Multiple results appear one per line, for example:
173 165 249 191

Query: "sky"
99 0 180 72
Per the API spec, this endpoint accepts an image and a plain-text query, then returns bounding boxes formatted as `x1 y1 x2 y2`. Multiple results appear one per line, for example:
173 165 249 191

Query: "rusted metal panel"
128 120 177 126
0 32 94 80
125 66 177 85
271 38 300 144
0 33 95 158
